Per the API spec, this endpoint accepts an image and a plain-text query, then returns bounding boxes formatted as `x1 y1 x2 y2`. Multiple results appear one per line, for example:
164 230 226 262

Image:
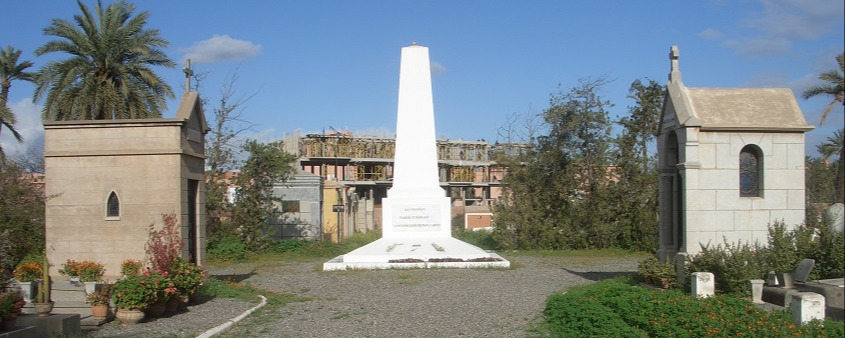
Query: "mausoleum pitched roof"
661 45 813 133
684 87 813 131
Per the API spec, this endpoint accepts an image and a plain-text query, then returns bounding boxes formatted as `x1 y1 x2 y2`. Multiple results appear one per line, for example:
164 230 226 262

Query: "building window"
739 145 763 197
106 191 120 218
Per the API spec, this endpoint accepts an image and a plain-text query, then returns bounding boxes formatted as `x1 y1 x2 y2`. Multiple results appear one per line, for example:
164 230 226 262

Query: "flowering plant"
112 275 154 310
59 259 105 282
169 259 205 299
0 291 25 315
14 262 43 282
86 284 113 306
120 259 143 276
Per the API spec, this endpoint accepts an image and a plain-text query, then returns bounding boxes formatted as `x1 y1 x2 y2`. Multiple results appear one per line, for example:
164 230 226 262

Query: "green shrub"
270 239 308 253
542 278 844 337
814 219 845 279
207 236 248 261
452 228 501 250
685 240 767 296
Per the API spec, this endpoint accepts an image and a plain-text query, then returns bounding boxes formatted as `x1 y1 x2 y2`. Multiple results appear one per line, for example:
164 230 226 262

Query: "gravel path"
84 254 641 338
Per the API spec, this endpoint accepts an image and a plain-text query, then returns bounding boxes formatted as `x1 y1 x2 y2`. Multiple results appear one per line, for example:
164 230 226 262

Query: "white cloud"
698 28 722 40
724 37 790 56
721 0 843 56
180 35 262 64
431 61 446 75
0 99 44 159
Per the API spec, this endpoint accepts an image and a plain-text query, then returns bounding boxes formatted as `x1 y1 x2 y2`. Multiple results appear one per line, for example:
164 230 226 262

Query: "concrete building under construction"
275 130 527 242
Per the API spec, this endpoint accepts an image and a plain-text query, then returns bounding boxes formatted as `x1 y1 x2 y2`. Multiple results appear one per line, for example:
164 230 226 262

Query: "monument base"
323 236 510 271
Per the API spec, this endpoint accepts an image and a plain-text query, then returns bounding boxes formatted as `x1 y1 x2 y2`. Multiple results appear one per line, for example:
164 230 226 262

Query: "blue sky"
2 0 843 159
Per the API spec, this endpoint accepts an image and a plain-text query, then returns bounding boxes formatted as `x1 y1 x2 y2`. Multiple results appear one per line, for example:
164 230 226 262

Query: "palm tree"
0 46 35 160
802 53 844 126
34 0 175 121
817 129 845 203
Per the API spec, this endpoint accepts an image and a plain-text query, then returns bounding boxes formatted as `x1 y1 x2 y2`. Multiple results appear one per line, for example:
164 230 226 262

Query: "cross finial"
183 59 194 92
669 46 681 83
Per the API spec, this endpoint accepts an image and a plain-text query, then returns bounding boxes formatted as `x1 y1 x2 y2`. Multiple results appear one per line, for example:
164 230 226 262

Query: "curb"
195 295 267 338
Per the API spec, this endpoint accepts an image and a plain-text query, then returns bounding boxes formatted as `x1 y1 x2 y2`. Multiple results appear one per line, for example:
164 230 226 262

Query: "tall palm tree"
0 46 35 160
34 0 175 121
802 53 844 126
817 129 845 203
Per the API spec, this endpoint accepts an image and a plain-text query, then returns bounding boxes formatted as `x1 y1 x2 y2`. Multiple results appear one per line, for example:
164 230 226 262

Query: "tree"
494 77 616 249
818 129 844 203
0 160 46 272
204 69 257 244
33 0 175 121
230 140 297 251
802 53 844 126
0 46 35 160
610 79 665 251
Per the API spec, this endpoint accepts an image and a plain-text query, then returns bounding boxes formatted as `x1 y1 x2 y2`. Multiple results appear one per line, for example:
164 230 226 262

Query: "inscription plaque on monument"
392 204 441 232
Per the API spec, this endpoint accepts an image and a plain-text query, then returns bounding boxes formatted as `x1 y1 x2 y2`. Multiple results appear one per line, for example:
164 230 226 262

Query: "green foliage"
685 221 844 296
0 161 46 273
494 77 659 252
685 240 768 296
34 0 175 120
199 276 306 307
168 259 205 297
637 256 676 287
230 140 297 251
111 275 155 310
452 228 501 250
207 236 248 262
270 239 309 253
542 278 844 337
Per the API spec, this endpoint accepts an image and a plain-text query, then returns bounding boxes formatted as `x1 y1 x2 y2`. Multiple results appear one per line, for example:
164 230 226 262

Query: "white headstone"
790 292 825 325
322 44 509 270
691 272 715 298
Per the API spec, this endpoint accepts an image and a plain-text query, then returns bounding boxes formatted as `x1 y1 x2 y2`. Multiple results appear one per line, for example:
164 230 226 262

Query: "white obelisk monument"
324 44 509 270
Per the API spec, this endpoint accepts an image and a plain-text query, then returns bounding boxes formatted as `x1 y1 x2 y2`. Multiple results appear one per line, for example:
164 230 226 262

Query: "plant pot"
18 281 35 303
749 279 765 304
145 300 166 318
166 295 180 313
34 302 54 317
69 277 81 286
115 308 144 325
658 277 672 289
2 313 18 331
84 281 99 295
91 304 110 319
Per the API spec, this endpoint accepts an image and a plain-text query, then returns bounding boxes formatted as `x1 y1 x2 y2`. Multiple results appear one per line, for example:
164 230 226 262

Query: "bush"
685 240 767 296
207 236 248 261
452 228 501 250
270 239 308 253
542 278 844 337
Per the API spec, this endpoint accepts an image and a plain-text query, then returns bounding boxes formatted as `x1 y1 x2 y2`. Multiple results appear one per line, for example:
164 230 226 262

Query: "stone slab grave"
323 44 509 270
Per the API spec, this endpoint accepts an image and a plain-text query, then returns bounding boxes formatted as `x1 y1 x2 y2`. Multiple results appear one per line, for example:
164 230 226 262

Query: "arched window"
739 145 763 197
106 191 120 218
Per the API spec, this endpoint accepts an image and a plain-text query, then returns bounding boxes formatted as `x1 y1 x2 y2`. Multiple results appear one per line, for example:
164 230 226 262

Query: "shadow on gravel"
561 268 636 282
211 272 256 283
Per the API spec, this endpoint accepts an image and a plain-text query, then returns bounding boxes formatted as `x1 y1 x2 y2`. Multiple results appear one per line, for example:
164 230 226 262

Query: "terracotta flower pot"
91 304 109 319
115 308 144 325
166 295 180 313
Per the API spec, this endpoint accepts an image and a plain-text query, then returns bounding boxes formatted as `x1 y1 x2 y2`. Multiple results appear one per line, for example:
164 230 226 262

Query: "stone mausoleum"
657 46 813 262
43 91 209 279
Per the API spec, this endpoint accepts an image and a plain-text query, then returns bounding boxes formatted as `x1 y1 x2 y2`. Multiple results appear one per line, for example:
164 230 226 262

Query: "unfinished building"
280 131 526 241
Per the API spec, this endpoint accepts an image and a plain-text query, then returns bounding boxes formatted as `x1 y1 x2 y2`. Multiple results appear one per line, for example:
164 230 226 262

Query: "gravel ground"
83 253 641 338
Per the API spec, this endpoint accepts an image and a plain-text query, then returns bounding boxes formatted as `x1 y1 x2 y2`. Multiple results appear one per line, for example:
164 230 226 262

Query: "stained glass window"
107 191 120 217
739 146 762 197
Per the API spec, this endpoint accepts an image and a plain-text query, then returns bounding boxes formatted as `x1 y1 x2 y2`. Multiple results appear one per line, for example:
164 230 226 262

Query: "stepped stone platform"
19 280 111 327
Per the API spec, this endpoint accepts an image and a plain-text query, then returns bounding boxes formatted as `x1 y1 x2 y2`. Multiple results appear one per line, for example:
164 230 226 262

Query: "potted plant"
638 256 675 289
12 262 41 303
86 284 112 320
33 257 53 317
1 291 24 331
120 259 143 277
112 275 155 325
169 259 205 305
59 259 105 294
